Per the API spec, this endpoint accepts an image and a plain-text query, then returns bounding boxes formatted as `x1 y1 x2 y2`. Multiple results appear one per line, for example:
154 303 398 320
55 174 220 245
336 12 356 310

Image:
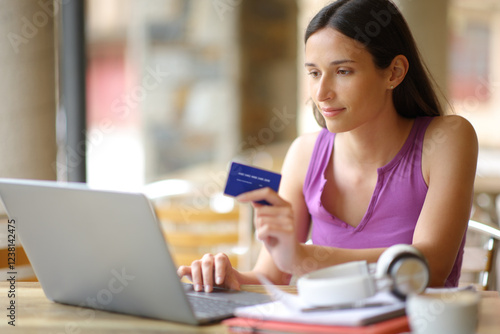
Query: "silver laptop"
0 178 270 325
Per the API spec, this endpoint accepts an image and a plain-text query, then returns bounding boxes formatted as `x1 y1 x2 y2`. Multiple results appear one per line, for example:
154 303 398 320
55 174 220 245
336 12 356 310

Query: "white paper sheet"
236 275 406 327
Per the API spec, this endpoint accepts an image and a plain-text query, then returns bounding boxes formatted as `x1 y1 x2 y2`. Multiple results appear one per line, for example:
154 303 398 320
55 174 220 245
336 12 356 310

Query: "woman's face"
305 28 394 133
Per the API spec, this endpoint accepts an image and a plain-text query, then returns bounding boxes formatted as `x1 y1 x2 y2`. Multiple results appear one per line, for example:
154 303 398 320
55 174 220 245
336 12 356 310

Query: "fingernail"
195 284 202 291
204 285 212 293
216 276 223 285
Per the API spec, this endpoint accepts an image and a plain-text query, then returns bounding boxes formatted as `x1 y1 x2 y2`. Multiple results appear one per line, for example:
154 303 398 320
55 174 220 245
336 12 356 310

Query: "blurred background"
1 0 500 288
83 0 500 190
1 0 498 191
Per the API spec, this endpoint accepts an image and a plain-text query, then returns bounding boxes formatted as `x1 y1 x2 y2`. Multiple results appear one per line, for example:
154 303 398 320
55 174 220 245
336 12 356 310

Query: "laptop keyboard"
183 284 272 320
187 295 240 318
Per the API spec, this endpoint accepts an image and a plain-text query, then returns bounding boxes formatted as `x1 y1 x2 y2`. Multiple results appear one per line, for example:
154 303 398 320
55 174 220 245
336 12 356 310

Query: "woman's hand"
237 187 299 274
177 187 300 290
177 252 241 292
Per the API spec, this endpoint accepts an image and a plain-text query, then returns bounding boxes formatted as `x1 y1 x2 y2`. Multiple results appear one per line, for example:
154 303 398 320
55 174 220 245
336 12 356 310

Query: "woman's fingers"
241 192 298 274
255 217 293 238
201 253 215 292
214 253 229 285
236 187 286 206
177 188 297 290
189 258 204 291
177 253 235 293
254 204 294 240
176 265 193 282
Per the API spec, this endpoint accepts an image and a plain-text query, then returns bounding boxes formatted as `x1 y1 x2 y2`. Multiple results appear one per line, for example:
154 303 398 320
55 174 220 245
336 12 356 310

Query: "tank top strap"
303 128 334 191
413 116 433 144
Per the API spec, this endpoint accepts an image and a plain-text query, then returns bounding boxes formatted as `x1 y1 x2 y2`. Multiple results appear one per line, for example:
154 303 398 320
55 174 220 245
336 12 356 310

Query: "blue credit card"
223 162 281 205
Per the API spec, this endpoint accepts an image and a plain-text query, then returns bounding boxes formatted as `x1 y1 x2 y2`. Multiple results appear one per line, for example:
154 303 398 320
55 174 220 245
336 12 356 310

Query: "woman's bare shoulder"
423 115 478 180
425 115 477 152
281 130 322 179
288 131 322 155
426 115 476 137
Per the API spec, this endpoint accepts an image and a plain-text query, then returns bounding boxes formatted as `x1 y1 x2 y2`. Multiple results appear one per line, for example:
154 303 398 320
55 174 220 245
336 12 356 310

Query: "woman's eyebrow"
304 59 355 67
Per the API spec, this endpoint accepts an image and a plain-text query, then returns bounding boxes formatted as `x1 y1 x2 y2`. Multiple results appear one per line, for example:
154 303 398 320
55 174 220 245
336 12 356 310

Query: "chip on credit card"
223 162 281 205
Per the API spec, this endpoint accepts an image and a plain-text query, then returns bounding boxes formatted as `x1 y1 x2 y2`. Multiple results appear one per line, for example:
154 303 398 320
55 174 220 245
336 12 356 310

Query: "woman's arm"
412 115 478 286
246 116 478 287
177 132 319 289
240 132 319 284
179 115 478 288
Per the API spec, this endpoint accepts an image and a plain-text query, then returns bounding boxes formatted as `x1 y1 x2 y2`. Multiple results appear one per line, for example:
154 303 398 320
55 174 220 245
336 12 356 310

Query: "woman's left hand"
236 187 299 274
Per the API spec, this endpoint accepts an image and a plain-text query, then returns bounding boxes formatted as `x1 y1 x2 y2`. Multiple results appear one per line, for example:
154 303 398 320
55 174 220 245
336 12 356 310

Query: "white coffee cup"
406 290 480 334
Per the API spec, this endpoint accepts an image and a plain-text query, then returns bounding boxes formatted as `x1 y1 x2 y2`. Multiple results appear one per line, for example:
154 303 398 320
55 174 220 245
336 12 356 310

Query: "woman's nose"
316 77 334 102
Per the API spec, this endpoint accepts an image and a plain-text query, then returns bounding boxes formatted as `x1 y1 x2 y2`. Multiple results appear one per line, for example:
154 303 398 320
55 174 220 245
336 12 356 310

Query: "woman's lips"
321 107 345 118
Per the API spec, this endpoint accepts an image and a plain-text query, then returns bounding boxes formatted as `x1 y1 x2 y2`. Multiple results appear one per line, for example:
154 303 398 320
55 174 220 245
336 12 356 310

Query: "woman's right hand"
177 252 241 292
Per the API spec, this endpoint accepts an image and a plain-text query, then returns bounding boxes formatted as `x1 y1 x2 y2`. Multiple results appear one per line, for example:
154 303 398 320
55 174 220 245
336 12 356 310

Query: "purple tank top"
303 117 463 287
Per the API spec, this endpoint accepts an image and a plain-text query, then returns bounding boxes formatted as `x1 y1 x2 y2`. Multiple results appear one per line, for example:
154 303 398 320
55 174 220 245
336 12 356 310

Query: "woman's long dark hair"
305 0 443 128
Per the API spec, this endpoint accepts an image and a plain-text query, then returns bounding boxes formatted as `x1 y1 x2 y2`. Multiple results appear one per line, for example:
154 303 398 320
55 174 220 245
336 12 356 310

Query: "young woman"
177 0 478 292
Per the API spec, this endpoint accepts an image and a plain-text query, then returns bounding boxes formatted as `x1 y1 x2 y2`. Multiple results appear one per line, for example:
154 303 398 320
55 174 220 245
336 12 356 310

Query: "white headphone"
296 244 429 307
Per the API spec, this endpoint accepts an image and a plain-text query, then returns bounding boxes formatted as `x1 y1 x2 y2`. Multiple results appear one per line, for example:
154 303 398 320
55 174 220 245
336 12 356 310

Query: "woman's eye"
308 71 320 78
337 69 351 75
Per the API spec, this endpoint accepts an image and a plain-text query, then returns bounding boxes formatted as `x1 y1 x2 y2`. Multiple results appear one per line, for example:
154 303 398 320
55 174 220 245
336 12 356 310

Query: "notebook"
0 178 271 325
223 316 410 334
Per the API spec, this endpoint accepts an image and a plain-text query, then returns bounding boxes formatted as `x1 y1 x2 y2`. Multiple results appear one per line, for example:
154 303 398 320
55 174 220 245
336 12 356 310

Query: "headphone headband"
296 244 429 307
297 261 376 307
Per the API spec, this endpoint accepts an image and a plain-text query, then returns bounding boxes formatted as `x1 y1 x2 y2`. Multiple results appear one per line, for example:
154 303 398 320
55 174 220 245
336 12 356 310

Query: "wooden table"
0 282 499 333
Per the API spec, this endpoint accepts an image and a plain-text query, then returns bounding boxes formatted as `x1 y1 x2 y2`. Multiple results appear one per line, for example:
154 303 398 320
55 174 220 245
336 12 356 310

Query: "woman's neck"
335 115 415 170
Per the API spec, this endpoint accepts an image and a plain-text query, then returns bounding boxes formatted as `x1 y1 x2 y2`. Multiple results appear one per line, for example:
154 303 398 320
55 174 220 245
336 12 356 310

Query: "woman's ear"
387 55 409 90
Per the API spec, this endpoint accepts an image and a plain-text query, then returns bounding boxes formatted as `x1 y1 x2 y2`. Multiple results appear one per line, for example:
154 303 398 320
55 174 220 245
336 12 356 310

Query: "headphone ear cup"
389 254 429 299
375 244 418 278
376 245 429 299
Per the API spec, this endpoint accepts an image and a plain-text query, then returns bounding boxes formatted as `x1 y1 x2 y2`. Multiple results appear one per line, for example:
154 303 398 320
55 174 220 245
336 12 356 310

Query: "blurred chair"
0 214 37 281
460 219 500 290
144 179 255 271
